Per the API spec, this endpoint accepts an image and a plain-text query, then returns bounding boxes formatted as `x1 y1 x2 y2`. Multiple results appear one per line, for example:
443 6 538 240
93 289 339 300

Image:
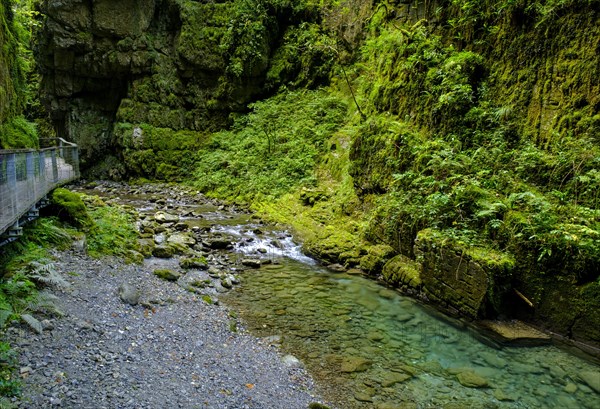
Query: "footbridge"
0 138 80 246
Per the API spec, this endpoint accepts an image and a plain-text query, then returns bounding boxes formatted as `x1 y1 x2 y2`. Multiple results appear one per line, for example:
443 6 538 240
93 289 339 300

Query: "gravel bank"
6 249 329 409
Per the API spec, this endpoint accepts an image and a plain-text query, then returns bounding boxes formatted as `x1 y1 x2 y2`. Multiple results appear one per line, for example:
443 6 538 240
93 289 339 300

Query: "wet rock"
456 371 489 388
479 351 506 368
564 382 578 393
381 372 411 387
282 355 302 367
154 211 179 223
493 389 515 401
167 233 196 247
220 277 233 289
118 283 140 305
154 233 166 245
153 269 181 282
340 356 372 373
206 238 233 249
152 245 174 258
579 371 600 393
242 259 262 268
367 331 386 342
354 390 374 402
174 222 189 231
179 257 208 270
327 264 346 272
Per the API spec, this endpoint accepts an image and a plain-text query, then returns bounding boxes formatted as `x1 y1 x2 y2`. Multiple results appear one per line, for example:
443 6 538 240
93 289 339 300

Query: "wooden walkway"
0 138 80 244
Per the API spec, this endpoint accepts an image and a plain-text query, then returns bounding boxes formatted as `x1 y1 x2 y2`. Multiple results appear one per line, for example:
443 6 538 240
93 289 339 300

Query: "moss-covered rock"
359 244 396 275
179 257 208 270
50 188 94 230
153 269 180 282
382 255 422 290
415 229 515 318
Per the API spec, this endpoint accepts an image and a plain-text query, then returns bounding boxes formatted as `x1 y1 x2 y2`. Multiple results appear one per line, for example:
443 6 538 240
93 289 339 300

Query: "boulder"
179 257 208 270
118 283 140 306
206 238 233 249
167 233 196 247
152 245 174 258
242 259 262 268
154 211 179 223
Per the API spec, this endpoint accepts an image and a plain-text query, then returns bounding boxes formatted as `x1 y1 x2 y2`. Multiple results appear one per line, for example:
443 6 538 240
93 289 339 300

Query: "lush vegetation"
182 0 599 340
192 89 347 201
0 0 41 149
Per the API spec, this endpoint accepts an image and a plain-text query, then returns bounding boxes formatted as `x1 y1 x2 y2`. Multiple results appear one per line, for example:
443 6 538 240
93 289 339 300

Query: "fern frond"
0 309 13 328
28 291 63 316
20 314 43 334
26 260 70 289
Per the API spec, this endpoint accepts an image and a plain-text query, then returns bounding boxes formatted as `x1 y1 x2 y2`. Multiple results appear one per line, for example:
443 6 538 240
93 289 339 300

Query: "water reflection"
224 257 600 409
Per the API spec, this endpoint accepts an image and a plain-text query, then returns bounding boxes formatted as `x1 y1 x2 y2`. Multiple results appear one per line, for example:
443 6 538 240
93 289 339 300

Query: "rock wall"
37 0 330 176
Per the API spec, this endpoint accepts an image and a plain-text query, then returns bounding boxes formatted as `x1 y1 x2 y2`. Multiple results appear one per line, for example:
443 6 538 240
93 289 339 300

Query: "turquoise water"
223 257 600 409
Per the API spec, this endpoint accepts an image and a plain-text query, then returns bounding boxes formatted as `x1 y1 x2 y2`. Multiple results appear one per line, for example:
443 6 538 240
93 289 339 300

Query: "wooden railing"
0 138 79 243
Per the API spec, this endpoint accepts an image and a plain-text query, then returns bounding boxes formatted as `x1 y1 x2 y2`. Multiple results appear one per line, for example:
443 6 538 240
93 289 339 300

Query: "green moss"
179 257 208 269
153 269 180 282
382 255 422 289
0 116 37 149
201 295 214 305
50 188 94 230
86 201 140 260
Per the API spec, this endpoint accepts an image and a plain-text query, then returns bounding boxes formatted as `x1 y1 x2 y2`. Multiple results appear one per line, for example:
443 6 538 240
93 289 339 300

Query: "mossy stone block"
382 254 422 289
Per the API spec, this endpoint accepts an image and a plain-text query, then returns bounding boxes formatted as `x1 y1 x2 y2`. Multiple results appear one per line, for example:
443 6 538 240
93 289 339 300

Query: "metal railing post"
7 154 17 221
51 149 59 184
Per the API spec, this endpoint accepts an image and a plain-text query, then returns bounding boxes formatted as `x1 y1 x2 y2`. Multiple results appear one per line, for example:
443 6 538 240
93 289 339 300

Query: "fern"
25 261 70 289
20 314 42 334
28 291 62 316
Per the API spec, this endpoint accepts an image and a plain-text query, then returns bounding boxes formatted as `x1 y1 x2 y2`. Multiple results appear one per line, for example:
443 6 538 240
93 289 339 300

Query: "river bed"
83 183 600 409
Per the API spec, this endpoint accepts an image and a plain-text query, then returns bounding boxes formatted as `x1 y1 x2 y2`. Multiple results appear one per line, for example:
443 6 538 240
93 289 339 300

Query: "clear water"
81 186 600 409
222 228 600 409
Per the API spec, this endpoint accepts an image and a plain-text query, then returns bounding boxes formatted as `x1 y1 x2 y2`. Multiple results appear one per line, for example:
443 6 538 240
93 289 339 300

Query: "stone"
282 355 301 367
220 277 233 289
367 331 386 342
154 233 166 245
354 391 374 402
479 320 551 345
327 263 346 272
118 283 140 305
167 233 196 247
340 356 372 373
154 211 179 223
153 269 180 282
381 372 411 387
152 245 174 258
563 383 578 393
241 259 262 268
206 238 232 249
456 371 489 388
179 257 208 270
579 371 600 393
493 389 515 401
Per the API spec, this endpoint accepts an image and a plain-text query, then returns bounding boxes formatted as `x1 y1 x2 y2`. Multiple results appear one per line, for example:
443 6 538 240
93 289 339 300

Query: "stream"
82 183 600 409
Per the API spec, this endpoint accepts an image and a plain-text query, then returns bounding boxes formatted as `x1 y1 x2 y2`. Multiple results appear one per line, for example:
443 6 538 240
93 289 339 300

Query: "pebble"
5 182 332 409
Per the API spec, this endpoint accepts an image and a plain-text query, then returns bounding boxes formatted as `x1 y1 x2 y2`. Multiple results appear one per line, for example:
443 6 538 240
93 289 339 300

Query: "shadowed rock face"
36 0 279 173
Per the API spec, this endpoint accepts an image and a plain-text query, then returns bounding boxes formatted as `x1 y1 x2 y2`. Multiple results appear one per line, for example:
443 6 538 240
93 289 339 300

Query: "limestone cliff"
37 0 331 176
